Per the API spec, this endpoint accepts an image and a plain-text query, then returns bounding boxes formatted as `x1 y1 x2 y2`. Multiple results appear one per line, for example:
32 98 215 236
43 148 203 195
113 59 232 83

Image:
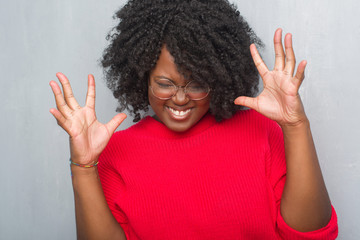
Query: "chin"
166 122 193 132
160 116 194 132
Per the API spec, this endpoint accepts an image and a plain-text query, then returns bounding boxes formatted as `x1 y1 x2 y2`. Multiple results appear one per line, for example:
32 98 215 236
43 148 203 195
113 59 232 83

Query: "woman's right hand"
49 72 127 165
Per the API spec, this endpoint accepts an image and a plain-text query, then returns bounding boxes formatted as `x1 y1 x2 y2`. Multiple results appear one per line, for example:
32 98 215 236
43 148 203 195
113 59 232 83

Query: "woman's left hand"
234 28 308 127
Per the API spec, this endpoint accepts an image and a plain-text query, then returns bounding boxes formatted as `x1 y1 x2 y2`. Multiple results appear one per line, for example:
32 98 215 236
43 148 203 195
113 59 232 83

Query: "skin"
234 28 332 231
49 74 127 240
148 45 211 132
49 28 331 238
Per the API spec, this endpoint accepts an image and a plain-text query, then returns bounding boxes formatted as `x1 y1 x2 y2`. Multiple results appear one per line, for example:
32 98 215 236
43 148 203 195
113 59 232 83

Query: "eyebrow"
153 76 176 84
153 75 199 85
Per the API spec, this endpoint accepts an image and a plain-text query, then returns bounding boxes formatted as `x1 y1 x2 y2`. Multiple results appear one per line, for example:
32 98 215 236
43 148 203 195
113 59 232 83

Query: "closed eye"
156 82 173 88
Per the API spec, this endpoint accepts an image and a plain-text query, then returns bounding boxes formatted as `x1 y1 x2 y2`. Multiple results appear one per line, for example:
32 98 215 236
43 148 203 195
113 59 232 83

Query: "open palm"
50 73 126 164
235 29 308 127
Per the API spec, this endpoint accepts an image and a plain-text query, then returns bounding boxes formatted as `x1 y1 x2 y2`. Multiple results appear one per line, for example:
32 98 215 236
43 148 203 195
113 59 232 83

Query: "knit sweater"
98 109 338 239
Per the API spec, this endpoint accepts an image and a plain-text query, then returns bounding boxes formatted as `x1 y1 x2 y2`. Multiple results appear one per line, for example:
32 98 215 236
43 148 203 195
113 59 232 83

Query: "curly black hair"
101 0 262 122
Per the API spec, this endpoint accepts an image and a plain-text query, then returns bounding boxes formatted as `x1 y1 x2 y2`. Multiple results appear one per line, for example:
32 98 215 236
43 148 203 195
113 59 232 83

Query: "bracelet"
69 158 99 168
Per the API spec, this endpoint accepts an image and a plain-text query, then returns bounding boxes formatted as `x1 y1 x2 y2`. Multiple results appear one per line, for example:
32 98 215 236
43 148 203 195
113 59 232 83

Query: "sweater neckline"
141 112 217 139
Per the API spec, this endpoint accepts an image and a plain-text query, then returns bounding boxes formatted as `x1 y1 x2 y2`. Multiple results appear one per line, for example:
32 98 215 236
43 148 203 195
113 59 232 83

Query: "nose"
172 86 189 105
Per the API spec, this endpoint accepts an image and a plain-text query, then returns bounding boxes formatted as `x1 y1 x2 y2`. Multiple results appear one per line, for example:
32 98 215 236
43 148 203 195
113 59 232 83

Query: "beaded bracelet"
69 158 99 168
69 158 99 177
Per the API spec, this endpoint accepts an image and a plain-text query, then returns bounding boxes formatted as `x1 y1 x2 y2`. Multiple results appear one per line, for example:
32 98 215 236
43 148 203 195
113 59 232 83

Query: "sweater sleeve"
97 134 131 238
266 120 338 239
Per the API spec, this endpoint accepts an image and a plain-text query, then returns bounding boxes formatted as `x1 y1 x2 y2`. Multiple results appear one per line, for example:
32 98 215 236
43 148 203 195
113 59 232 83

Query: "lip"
165 106 193 120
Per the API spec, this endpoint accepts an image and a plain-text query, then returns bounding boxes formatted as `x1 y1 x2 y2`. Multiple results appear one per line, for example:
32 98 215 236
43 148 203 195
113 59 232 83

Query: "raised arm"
49 73 127 239
234 29 332 232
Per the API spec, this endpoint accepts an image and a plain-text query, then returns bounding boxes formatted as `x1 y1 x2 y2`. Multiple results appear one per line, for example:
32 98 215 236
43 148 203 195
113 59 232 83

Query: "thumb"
106 113 127 134
234 96 259 111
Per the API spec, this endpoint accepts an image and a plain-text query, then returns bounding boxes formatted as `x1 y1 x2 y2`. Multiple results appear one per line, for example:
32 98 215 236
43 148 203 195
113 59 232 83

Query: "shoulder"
100 116 155 161
216 110 283 145
108 116 154 144
225 109 281 132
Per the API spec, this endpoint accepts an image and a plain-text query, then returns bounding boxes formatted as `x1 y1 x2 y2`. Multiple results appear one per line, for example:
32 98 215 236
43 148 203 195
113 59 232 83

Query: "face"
148 45 210 132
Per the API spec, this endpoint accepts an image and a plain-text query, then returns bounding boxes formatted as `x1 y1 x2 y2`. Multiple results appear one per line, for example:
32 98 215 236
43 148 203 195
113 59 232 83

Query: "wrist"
280 117 310 135
279 114 309 128
69 154 99 165
70 158 99 168
69 157 100 178
70 164 99 177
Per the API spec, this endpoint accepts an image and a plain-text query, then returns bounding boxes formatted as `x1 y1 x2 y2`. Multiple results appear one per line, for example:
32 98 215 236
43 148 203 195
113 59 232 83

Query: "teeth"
168 107 191 116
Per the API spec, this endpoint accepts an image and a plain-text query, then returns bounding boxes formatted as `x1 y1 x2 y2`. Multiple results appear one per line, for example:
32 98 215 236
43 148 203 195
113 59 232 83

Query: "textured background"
0 0 358 239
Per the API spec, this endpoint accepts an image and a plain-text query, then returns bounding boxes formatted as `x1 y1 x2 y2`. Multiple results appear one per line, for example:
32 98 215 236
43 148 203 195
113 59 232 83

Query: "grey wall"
0 0 358 239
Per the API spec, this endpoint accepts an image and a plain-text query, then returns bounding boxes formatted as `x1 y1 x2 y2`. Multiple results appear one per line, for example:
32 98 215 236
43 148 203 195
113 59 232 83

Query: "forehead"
150 45 188 84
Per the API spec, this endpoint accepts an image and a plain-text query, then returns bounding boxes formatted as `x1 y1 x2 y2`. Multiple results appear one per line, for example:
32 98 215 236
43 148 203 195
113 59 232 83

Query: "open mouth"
166 106 192 119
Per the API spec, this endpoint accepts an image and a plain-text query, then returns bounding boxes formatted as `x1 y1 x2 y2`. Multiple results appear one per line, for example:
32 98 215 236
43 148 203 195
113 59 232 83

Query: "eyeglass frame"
148 77 211 101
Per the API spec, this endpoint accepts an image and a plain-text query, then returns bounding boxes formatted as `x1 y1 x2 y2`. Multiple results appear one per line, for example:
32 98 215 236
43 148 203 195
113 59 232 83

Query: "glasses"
149 78 210 100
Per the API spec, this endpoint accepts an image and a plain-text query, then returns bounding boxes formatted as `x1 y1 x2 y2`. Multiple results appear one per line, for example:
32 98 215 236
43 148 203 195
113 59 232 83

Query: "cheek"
197 98 211 113
148 90 165 112
148 89 156 108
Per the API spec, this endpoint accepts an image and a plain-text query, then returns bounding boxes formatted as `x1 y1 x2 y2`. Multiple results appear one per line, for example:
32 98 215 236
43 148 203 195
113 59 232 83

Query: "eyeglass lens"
151 78 209 100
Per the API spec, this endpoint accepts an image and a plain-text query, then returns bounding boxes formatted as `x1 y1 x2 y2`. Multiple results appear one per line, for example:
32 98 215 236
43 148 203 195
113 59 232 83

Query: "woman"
49 0 338 239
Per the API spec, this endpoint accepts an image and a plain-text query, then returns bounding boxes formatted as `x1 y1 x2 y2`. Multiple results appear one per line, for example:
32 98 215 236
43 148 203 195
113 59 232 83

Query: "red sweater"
98 110 338 239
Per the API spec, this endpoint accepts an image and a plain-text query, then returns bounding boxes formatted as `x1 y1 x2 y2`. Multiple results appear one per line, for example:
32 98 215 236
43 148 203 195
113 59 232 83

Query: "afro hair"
101 0 262 122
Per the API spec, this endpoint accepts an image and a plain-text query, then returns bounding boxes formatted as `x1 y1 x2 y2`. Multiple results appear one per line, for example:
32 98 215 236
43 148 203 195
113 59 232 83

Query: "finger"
273 28 285 71
49 80 73 117
284 33 296 76
85 74 96 109
250 44 270 80
293 60 307 89
234 96 259 112
105 113 127 134
49 108 71 132
56 72 81 110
